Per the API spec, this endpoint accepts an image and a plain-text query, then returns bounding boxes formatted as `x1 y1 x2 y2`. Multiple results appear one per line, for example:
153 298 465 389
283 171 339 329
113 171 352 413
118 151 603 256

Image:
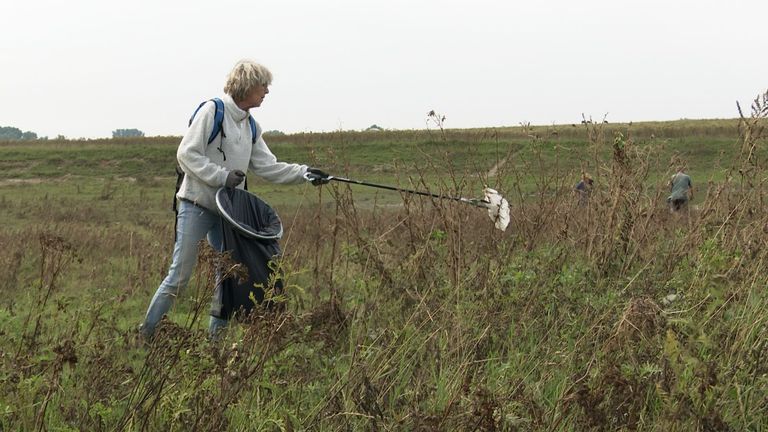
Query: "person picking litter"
667 166 693 213
574 173 593 206
140 59 329 340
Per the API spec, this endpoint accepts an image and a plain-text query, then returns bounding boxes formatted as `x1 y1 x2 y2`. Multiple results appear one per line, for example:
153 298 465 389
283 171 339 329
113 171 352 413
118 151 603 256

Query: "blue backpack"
188 98 259 151
173 98 258 213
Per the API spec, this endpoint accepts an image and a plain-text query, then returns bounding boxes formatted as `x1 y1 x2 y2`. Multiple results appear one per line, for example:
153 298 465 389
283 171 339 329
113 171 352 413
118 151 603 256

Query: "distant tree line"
0 126 38 140
1 126 149 140
112 128 145 138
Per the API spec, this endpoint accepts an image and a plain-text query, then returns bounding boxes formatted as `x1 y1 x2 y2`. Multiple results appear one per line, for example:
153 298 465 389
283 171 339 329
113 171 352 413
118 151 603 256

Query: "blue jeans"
141 200 229 337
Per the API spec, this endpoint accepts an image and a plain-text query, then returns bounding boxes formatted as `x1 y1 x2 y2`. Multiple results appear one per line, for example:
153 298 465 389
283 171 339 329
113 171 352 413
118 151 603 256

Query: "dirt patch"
486 157 508 177
0 178 47 187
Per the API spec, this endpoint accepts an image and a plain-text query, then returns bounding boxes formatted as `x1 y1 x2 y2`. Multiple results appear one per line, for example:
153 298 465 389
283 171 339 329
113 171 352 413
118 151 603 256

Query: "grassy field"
1 115 767 430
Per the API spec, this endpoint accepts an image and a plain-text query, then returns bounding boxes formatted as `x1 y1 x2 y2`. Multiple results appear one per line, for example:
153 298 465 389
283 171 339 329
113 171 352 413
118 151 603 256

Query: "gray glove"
225 170 246 188
306 167 330 186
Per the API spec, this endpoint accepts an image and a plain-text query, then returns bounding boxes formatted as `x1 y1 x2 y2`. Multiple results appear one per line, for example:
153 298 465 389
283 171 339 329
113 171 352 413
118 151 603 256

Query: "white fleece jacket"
176 94 308 211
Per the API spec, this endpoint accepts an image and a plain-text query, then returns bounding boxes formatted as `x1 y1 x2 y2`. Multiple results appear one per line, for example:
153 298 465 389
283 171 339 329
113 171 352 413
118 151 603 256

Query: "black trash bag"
211 187 284 320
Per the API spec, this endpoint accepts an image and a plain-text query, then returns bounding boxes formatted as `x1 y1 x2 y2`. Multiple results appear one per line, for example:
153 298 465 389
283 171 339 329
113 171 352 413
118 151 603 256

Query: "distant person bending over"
574 173 593 206
667 167 693 213
140 59 329 340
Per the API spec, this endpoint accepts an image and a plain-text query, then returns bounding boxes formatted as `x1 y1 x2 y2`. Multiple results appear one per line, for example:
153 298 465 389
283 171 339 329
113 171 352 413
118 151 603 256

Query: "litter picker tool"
304 172 510 231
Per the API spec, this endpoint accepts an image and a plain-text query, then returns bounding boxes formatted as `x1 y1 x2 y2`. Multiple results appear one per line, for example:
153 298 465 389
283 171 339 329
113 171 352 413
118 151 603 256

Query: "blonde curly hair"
224 59 273 102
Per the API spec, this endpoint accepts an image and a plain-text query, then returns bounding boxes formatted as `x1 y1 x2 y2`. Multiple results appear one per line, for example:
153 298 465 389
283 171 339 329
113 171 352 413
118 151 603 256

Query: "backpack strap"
173 164 184 213
175 100 256 217
244 115 261 190
173 98 229 240
172 164 185 241
210 98 226 145
248 116 258 144
176 98 225 213
188 98 226 145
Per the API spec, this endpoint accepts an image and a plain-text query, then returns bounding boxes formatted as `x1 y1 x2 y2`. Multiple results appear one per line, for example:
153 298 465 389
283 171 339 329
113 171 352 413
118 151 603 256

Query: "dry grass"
1 95 767 430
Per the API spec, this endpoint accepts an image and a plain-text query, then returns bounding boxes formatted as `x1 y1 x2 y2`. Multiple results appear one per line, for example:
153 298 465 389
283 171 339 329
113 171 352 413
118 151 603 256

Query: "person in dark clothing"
667 168 693 213
574 173 593 206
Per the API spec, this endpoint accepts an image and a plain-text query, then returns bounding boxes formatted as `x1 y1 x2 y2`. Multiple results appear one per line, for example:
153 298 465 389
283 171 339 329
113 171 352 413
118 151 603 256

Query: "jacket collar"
222 94 250 122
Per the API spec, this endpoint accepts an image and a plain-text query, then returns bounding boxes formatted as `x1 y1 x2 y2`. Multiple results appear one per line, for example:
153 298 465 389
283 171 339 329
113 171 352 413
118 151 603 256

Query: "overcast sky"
1 0 765 139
